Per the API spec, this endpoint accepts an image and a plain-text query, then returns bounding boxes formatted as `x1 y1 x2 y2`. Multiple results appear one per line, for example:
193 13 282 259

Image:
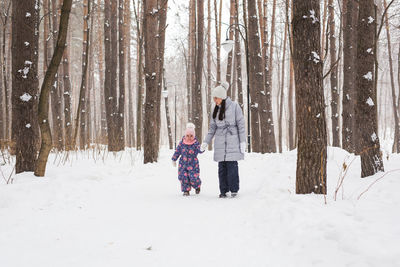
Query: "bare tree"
35 0 73 177
292 0 327 194
383 0 400 153
328 0 339 147
11 0 40 173
50 0 65 151
1 1 11 144
143 0 160 163
214 0 222 84
355 0 384 177
342 0 358 153
155 0 168 153
246 0 262 152
193 0 204 141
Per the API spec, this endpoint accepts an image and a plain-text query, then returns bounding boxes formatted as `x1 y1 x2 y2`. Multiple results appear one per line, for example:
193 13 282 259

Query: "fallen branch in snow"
357 169 400 200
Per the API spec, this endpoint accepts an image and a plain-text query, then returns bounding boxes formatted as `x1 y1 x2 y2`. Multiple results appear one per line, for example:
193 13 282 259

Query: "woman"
201 82 246 198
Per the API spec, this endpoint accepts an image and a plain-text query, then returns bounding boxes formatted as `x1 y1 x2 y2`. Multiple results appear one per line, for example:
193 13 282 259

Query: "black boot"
195 188 200 194
183 191 190 196
219 193 227 198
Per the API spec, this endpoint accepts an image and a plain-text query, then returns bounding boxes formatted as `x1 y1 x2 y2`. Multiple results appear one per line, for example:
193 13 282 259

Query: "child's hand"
200 143 208 152
172 161 177 167
240 142 246 154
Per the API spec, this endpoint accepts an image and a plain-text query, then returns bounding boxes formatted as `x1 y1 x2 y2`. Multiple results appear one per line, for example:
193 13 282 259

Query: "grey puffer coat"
204 97 246 162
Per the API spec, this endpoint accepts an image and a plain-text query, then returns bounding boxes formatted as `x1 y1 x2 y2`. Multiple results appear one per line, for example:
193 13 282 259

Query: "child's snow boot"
183 191 190 196
195 188 201 194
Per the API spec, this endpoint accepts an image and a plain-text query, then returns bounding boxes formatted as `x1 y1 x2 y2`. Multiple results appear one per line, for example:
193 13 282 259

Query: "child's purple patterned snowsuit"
172 137 204 192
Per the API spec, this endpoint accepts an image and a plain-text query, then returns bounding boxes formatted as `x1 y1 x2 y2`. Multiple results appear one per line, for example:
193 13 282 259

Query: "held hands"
240 142 246 154
200 143 208 152
172 161 177 167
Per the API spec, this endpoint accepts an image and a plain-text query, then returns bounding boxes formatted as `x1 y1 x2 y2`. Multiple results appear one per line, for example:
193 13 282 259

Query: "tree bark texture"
342 0 358 153
11 0 40 173
292 0 327 194
143 0 160 163
355 0 384 177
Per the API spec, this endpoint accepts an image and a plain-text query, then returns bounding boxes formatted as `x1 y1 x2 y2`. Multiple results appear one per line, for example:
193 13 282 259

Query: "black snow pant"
218 161 239 194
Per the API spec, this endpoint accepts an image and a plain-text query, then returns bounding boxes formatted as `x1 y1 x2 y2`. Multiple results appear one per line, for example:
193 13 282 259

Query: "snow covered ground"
0 147 399 267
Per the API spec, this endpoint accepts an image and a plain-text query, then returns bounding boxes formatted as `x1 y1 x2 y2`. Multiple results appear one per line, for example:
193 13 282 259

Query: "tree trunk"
163 77 173 149
125 0 135 148
35 0 73 177
328 0 340 147
207 0 213 151
73 0 91 150
234 0 243 110
194 0 204 141
292 0 327 194
287 0 296 151
50 0 64 151
342 0 358 153
98 8 107 144
11 0 40 173
383 0 400 153
246 0 263 152
143 0 160 163
133 0 143 150
155 0 168 153
226 0 235 95
214 0 221 84
279 17 288 153
117 0 126 150
355 0 384 177
2 1 11 143
62 24 72 150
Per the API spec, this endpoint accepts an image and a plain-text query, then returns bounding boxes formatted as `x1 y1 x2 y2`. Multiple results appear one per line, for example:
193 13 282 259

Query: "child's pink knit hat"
185 123 195 137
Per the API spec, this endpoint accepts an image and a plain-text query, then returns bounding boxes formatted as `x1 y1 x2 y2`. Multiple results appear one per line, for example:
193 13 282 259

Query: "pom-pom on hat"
185 122 196 137
211 81 229 100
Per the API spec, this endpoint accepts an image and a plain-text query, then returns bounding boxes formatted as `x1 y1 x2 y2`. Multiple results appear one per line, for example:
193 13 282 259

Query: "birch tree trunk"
328 0 339 147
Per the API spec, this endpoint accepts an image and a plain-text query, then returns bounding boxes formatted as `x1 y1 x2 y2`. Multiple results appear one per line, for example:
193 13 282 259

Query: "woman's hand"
240 142 246 154
200 143 208 152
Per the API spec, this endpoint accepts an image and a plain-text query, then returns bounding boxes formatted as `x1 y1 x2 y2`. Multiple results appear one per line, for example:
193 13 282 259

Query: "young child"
172 123 204 196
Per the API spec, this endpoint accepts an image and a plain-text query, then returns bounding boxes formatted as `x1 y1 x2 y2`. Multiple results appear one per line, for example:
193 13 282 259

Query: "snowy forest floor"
0 147 399 267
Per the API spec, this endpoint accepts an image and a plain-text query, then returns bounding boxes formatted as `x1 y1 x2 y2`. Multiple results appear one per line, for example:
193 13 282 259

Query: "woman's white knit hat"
211 81 229 100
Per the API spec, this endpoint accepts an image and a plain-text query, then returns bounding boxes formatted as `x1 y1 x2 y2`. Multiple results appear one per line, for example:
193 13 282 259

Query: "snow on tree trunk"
11 0 40 173
355 0 384 178
342 0 358 153
292 0 327 194
143 0 160 163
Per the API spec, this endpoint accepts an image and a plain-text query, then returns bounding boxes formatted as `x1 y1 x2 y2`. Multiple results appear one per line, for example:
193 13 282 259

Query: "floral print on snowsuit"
172 137 204 192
